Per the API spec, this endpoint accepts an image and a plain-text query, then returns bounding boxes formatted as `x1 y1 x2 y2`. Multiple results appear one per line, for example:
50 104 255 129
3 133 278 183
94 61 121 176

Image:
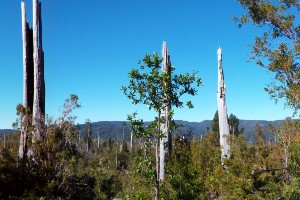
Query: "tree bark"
97 131 100 150
217 47 230 160
159 41 172 181
19 1 28 159
20 1 34 159
130 133 133 150
22 2 29 110
32 0 45 140
39 2 45 116
155 111 160 200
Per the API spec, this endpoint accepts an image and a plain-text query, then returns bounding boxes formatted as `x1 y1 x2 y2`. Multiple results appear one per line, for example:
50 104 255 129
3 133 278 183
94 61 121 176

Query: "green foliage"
3 114 300 199
235 0 300 113
228 113 240 136
279 119 300 199
118 142 130 170
122 53 202 112
191 132 221 199
123 147 156 199
0 95 98 199
212 112 241 136
163 135 202 199
211 111 219 134
60 173 96 200
122 52 202 199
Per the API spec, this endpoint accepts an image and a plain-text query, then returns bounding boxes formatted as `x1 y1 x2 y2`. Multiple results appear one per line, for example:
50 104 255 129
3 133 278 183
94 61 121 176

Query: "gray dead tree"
130 132 133 150
32 0 45 140
19 0 45 159
19 1 33 159
97 129 100 150
217 47 230 160
159 41 172 181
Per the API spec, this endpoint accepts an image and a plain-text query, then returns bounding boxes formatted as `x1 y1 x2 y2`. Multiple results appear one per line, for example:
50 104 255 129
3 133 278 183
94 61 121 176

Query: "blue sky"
0 0 294 129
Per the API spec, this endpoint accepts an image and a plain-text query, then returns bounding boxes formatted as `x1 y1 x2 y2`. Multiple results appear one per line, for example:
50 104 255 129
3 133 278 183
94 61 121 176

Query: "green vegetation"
1 106 300 199
122 52 202 199
235 0 300 114
1 1 300 199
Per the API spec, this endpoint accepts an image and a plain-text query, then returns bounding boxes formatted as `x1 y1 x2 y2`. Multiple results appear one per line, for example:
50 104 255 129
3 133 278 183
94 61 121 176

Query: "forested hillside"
0 119 283 144
77 119 283 143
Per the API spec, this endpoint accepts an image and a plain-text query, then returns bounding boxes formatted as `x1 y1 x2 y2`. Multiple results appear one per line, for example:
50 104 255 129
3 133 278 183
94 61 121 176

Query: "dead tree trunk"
159 41 172 182
19 1 34 159
130 133 133 150
116 133 119 170
21 2 34 111
19 0 45 158
39 1 45 116
20 1 28 159
32 0 45 140
97 130 100 150
217 47 230 160
155 111 161 200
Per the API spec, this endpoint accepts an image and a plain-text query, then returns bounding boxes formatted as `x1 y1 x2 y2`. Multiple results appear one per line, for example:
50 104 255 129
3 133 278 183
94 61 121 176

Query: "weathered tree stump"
217 47 230 160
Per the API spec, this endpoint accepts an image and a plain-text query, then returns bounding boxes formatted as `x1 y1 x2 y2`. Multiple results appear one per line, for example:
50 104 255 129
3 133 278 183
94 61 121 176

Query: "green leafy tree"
276 118 300 198
251 125 283 198
122 52 202 199
234 3 300 195
211 111 219 134
211 111 220 146
255 124 269 169
228 113 240 136
235 0 300 113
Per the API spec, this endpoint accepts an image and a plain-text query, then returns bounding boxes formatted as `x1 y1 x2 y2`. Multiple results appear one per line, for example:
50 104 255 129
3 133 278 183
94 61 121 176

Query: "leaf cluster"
235 0 300 114
122 53 202 111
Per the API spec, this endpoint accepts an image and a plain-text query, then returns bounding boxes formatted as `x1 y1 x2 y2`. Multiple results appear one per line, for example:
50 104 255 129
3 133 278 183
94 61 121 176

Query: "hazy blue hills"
1 120 284 143
78 119 284 143
0 129 15 134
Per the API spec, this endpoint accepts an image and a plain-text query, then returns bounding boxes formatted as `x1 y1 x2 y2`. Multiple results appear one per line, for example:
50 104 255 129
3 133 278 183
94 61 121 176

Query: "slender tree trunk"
121 125 125 151
39 2 45 116
155 140 160 200
32 0 45 140
21 1 34 111
20 1 35 159
130 133 133 150
217 47 230 160
97 131 100 150
284 144 290 180
86 137 89 153
155 111 161 200
159 41 172 181
20 2 28 159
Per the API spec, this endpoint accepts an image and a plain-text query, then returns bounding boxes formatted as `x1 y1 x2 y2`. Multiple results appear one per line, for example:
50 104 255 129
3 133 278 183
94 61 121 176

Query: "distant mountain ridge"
79 119 284 143
1 120 284 143
0 129 16 134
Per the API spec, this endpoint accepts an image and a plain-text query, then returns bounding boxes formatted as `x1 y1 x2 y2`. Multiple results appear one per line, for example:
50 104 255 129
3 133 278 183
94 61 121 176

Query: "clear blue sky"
0 0 294 129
